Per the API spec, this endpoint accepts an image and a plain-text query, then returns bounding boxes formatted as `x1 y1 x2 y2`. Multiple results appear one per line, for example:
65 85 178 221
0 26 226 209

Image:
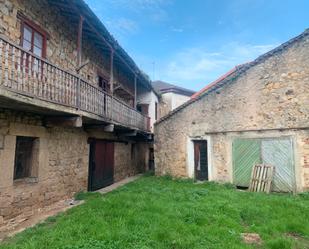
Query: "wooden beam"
66 1 143 77
66 1 152 91
104 124 114 132
134 74 137 109
77 15 84 67
76 59 89 72
109 49 114 94
121 130 137 137
44 116 83 128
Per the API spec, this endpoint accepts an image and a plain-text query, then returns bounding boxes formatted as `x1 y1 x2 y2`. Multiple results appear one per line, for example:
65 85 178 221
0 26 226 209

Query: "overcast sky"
85 0 309 91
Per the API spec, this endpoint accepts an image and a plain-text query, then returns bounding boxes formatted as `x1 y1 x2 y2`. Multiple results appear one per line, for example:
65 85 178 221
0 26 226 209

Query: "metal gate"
232 137 295 192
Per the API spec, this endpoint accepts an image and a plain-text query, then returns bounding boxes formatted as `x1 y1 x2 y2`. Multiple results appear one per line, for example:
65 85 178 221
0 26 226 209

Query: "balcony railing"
0 35 150 132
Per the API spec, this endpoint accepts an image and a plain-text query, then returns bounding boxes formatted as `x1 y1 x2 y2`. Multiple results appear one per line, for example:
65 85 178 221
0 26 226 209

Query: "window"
137 104 149 116
98 75 109 92
14 136 39 180
137 104 142 113
155 102 158 120
21 22 46 58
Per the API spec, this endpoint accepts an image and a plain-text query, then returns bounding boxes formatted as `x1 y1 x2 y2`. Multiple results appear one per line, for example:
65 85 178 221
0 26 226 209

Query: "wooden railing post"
0 35 150 132
109 48 114 121
76 77 81 109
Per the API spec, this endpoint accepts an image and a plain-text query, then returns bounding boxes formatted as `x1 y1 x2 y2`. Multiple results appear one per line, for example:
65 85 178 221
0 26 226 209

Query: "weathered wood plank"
0 36 150 132
249 164 275 193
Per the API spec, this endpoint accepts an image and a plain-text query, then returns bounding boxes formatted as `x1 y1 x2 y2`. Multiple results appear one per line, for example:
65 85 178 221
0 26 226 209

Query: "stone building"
155 29 309 193
0 0 154 227
152 80 195 117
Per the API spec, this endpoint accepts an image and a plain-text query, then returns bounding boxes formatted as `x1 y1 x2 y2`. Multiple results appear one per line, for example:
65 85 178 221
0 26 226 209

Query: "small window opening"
155 102 158 120
14 136 39 180
98 75 109 92
137 104 142 113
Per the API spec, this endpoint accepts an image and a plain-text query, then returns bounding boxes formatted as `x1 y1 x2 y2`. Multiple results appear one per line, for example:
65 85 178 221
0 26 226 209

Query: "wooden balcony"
0 35 150 132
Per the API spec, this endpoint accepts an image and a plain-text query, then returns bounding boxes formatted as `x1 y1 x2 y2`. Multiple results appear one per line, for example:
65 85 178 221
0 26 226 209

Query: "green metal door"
261 138 295 192
232 139 261 187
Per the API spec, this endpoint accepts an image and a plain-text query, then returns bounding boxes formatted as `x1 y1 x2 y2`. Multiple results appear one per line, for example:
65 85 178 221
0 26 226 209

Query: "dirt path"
96 174 142 194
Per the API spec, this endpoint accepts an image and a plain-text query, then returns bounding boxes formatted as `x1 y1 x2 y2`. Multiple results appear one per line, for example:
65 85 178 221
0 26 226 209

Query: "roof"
152 81 196 96
190 63 250 99
46 0 153 91
155 28 309 125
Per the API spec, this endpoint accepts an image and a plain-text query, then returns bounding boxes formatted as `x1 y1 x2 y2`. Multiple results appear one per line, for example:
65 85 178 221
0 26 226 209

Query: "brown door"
194 141 208 181
89 140 114 191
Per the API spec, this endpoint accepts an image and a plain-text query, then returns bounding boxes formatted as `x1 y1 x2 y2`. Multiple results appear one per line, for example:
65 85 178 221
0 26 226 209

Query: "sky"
84 0 309 91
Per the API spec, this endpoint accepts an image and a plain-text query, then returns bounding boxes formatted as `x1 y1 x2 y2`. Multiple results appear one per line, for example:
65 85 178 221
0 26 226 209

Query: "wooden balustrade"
0 35 150 132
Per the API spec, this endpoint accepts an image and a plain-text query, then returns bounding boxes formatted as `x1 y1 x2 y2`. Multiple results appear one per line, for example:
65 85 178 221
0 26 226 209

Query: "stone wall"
114 142 149 181
155 32 309 191
0 109 89 225
0 108 151 226
0 0 135 102
159 93 173 118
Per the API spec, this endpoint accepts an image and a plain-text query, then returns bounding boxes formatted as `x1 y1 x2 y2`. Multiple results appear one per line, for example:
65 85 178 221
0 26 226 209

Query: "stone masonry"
0 0 151 226
0 109 149 227
0 0 135 104
0 109 88 226
155 30 309 192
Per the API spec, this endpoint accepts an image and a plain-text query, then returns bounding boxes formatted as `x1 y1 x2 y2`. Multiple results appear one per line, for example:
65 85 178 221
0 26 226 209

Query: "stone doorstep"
0 199 84 242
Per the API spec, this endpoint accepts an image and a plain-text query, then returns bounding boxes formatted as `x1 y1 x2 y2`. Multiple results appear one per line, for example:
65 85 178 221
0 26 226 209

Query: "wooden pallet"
249 164 275 193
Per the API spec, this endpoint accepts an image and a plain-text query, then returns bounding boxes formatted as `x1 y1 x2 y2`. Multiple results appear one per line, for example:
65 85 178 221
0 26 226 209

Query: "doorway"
194 141 208 181
232 137 295 192
88 139 114 191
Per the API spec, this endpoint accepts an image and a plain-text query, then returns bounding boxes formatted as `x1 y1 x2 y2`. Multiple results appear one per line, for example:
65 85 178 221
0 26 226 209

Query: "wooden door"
194 141 208 181
261 138 295 192
232 137 295 192
89 140 114 191
232 139 262 187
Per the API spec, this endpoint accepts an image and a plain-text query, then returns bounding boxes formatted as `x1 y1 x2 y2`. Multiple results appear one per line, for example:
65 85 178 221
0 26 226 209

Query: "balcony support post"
76 15 84 109
109 48 114 120
134 73 137 109
77 15 84 67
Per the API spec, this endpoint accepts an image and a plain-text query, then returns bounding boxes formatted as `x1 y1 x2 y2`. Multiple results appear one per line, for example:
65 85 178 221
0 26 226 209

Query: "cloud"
156 42 279 89
107 0 172 11
106 18 139 35
100 0 172 23
171 27 184 33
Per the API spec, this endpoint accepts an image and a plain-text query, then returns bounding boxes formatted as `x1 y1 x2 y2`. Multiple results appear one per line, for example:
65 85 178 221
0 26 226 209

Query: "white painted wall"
159 92 192 117
170 93 191 110
137 90 159 132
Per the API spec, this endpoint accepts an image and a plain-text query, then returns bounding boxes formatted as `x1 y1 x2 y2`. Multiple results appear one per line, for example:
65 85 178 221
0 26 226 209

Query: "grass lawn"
1 176 309 249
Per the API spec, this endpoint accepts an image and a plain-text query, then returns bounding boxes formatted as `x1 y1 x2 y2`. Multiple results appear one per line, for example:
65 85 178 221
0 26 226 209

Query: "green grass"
1 176 309 249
